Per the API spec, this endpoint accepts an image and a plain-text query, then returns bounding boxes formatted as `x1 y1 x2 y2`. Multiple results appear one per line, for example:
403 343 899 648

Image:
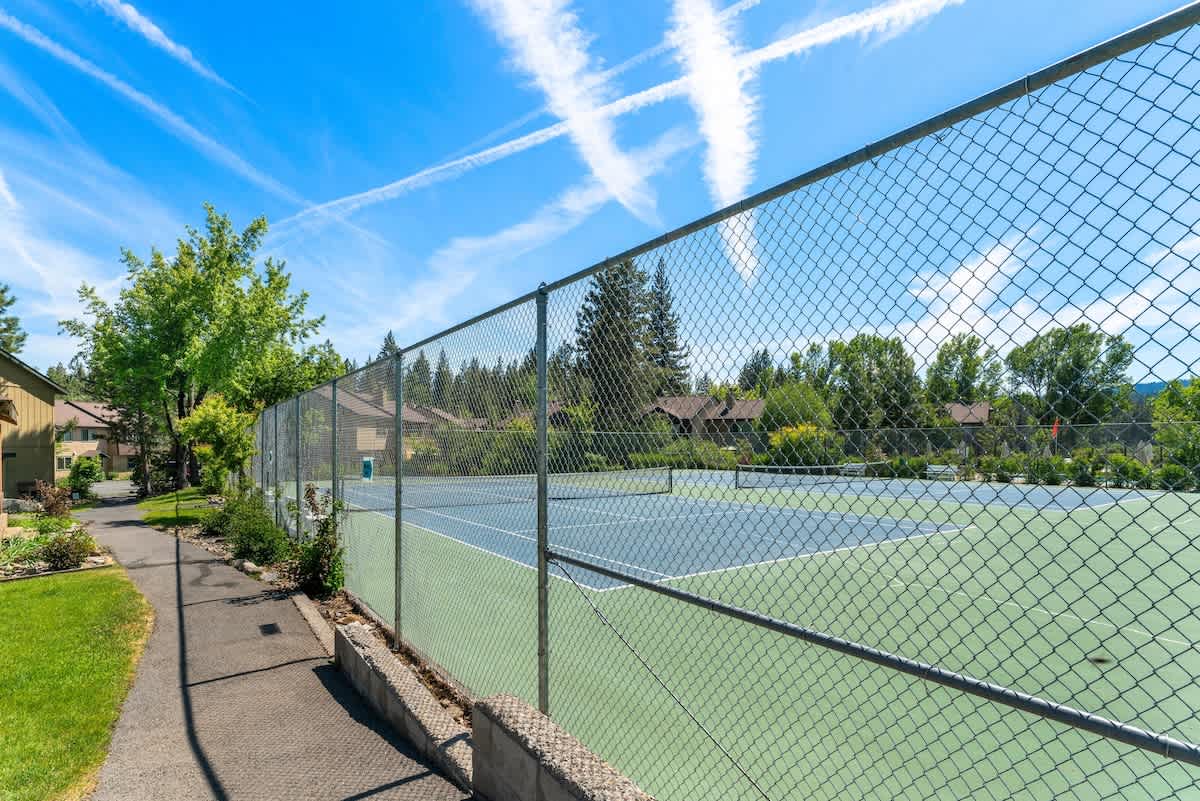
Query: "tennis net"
342 466 673 511
734 462 890 490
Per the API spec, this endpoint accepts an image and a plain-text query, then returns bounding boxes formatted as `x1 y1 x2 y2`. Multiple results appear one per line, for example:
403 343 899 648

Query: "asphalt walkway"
81 496 468 801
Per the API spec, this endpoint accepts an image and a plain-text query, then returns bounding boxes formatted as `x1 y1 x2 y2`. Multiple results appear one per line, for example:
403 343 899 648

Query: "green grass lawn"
6 513 37 528
336 477 1199 801
0 567 152 801
137 488 210 528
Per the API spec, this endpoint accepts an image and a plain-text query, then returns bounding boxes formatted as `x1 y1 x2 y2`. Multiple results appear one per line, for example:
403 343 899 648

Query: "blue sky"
0 0 1192 379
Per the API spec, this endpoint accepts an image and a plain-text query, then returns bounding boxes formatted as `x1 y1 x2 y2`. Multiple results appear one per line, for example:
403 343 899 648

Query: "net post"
331 378 338 507
295 394 302 538
393 351 404 650
535 283 550 715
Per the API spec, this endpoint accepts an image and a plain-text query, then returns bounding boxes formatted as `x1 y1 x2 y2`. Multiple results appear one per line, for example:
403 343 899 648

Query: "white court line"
401 505 669 579
551 497 642 521
352 505 613 592
884 572 1194 651
716 476 1160 514
587 524 974 592
672 488 952 531
1147 515 1200 533
513 509 735 534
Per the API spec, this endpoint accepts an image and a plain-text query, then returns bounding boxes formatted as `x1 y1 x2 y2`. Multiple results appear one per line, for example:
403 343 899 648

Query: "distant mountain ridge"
1134 378 1192 397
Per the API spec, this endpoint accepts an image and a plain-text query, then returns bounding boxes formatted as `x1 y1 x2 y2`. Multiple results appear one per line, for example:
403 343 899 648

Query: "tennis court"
341 467 970 591
328 464 1199 801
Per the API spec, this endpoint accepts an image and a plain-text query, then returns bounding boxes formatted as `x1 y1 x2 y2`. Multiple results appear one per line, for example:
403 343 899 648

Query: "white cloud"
469 0 656 223
90 0 240 93
901 230 1200 379
0 58 78 140
280 0 962 229
670 0 760 281
318 129 696 361
0 11 296 203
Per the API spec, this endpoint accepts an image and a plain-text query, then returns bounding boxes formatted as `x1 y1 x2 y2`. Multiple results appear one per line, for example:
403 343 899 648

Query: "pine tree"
575 258 651 430
403 350 432 406
646 258 689 397
379 330 399 360
0 284 26 353
431 349 454 410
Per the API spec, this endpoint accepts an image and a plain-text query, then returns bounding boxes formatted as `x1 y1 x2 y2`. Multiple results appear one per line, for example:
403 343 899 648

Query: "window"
56 455 73 470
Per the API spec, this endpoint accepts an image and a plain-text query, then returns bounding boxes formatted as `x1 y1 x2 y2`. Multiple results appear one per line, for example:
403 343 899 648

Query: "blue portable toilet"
362 456 374 482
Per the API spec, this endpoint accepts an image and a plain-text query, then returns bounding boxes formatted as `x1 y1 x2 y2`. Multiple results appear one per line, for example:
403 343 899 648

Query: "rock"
241 560 260 574
86 556 106 565
2 498 40 513
260 570 278 583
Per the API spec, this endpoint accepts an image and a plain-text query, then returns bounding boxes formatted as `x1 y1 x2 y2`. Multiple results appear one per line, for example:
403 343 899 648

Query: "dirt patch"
314 591 474 727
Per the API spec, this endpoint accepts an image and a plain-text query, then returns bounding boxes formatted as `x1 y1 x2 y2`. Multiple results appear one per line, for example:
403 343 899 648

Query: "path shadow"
174 536 230 800
313 663 426 762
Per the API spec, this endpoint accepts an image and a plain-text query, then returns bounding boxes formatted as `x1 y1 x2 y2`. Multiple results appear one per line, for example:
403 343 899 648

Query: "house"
411 405 488 431
53 400 139 477
0 349 65 499
644 394 766 439
313 383 435 458
944 402 992 426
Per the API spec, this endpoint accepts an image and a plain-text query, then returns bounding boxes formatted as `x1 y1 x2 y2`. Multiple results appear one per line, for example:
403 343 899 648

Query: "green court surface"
331 478 1197 800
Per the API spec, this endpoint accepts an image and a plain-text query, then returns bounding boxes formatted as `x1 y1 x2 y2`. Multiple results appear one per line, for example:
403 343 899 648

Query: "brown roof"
645 396 713 421
412 405 486 430
54 399 113 428
704 397 764 422
645 395 765 423
944 402 991 425
314 385 431 426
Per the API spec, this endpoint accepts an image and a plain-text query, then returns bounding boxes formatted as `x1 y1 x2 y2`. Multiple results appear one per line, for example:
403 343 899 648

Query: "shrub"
36 481 72 517
1067 457 1097 487
1155 463 1194 491
890 456 928 479
766 424 843 466
978 456 1023 483
1106 454 1150 489
67 455 105 497
1025 456 1065 485
199 462 229 495
38 530 96 570
205 489 290 564
286 484 344 597
629 439 738 471
33 516 74 536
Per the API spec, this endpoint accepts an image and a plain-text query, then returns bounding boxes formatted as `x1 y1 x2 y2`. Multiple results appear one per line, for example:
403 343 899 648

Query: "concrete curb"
334 623 473 791
473 694 654 801
290 590 335 656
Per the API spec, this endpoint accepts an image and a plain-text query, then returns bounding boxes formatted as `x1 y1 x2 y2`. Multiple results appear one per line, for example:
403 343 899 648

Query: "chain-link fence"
250 8 1200 800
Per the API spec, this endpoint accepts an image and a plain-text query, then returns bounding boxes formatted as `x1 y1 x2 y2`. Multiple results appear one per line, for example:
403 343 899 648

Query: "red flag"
1051 418 1060 439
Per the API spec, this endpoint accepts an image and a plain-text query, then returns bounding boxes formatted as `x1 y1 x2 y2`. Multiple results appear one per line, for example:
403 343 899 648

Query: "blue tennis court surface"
683 469 1155 512
343 478 961 591
338 469 1153 591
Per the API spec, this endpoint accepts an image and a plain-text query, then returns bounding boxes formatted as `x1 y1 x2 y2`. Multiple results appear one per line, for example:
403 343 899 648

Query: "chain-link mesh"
247 13 1200 801
398 300 540 702
298 386 333 537
275 399 298 537
539 19 1200 801
336 359 397 623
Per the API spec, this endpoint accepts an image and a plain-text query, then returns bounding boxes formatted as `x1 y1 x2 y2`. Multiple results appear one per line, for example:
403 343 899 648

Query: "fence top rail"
261 0 1200 415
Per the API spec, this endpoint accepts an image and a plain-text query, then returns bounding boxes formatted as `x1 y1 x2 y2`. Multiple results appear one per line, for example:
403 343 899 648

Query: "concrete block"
473 694 653 801
333 623 473 791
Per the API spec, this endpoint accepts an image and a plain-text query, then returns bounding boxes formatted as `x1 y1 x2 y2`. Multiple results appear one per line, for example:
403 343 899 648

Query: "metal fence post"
295 394 302 538
535 284 550 715
394 352 404 649
273 404 280 529
331 378 338 506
